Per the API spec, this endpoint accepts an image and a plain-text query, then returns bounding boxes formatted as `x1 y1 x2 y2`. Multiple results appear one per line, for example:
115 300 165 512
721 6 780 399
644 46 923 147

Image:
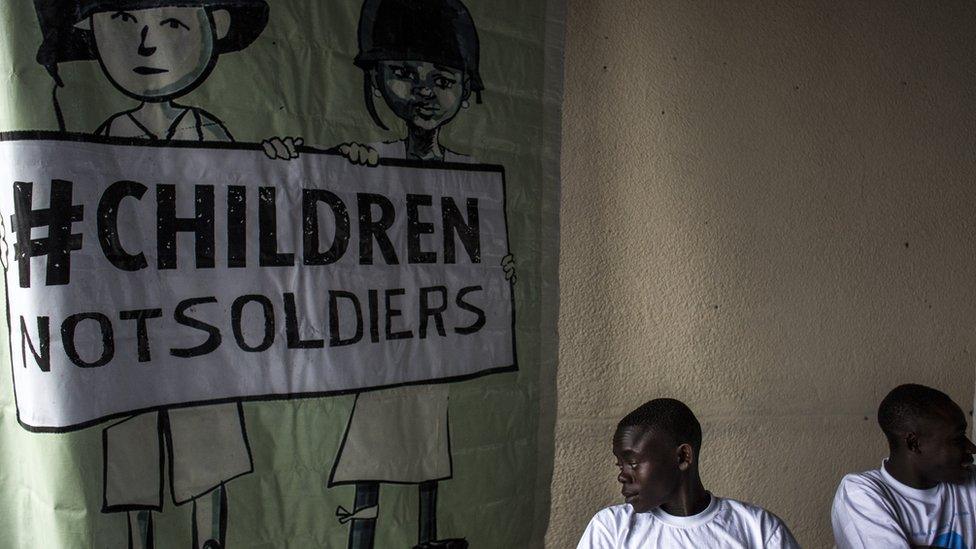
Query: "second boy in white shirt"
832 384 976 549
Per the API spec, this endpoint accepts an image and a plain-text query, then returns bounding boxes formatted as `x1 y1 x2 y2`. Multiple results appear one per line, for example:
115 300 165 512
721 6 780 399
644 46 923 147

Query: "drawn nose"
137 26 156 57
415 86 433 98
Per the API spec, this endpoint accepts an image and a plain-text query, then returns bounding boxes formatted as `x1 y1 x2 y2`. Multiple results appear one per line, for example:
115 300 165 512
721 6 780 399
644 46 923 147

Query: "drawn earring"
372 87 382 98
461 100 470 109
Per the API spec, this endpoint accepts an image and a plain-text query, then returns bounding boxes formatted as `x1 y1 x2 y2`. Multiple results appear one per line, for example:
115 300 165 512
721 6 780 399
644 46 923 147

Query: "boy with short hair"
831 384 976 549
578 398 799 548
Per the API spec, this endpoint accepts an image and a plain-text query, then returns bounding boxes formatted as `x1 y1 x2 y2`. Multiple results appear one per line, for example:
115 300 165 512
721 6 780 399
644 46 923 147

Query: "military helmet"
354 0 484 96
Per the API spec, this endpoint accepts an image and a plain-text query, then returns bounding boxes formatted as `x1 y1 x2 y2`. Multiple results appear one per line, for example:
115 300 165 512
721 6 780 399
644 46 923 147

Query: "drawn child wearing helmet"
33 1 269 548
265 1 513 547
37 0 269 141
84 5 234 140
321 1 511 548
349 0 485 164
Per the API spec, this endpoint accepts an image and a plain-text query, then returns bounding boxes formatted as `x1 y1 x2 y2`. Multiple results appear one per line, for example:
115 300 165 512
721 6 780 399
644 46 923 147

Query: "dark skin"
613 425 710 516
884 400 976 489
882 400 976 549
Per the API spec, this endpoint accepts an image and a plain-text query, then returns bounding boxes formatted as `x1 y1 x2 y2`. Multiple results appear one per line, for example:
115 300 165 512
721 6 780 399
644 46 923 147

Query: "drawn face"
612 426 684 513
376 61 467 131
915 403 976 484
90 7 217 100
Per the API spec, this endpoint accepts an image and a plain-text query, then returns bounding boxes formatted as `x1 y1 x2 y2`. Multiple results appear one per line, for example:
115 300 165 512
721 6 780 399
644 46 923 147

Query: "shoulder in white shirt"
577 494 799 549
831 462 976 549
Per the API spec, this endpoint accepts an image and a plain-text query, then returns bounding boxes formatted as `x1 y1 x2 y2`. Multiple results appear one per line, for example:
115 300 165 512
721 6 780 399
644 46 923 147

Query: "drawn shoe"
412 539 468 549
202 540 222 549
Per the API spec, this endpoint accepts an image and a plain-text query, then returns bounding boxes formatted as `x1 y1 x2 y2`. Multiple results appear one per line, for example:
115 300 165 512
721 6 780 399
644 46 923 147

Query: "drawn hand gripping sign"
0 132 516 432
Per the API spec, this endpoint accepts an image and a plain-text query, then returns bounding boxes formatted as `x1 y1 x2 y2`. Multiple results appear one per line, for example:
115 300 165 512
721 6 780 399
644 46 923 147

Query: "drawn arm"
261 137 378 166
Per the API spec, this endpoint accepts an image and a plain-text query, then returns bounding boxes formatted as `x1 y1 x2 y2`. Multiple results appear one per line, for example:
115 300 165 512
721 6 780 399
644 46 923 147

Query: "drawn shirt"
95 105 232 141
368 140 472 164
577 495 799 549
832 462 976 549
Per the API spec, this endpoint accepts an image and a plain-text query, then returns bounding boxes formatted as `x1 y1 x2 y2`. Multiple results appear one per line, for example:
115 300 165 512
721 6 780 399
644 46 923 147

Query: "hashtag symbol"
10 180 84 288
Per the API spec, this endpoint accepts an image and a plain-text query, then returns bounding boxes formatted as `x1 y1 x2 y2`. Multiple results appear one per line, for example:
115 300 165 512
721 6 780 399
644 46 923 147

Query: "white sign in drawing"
0 134 516 432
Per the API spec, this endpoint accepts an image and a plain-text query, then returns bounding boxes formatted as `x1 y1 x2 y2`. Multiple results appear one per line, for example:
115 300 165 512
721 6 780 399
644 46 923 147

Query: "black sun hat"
34 0 270 79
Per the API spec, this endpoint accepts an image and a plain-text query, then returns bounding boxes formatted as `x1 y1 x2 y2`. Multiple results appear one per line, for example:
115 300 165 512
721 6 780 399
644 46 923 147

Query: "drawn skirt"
329 384 452 484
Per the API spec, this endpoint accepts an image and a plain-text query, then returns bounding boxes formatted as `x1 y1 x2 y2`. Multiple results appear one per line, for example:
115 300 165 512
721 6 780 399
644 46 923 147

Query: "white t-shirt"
831 462 976 549
577 495 800 549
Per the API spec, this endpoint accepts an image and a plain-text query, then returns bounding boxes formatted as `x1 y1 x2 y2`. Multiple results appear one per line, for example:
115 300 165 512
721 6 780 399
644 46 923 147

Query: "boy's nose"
617 471 629 484
415 86 434 98
138 26 156 57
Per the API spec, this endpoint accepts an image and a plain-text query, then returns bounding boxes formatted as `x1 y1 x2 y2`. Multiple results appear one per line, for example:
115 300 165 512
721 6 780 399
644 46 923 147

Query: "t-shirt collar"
649 492 719 529
880 460 942 501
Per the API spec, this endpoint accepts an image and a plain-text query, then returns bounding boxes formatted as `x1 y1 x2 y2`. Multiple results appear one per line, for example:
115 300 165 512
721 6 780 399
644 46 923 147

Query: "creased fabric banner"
0 1 563 548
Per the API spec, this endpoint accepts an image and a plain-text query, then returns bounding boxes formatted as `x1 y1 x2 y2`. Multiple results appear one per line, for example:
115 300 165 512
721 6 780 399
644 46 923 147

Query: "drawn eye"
433 76 456 90
111 11 137 23
160 18 190 30
391 67 409 79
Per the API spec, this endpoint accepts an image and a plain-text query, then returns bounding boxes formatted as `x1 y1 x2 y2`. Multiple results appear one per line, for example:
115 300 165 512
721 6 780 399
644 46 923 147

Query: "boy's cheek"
94 29 130 55
386 80 413 99
439 90 461 107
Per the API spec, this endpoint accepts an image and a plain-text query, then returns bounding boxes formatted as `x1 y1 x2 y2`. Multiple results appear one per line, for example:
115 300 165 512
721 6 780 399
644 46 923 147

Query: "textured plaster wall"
550 1 976 547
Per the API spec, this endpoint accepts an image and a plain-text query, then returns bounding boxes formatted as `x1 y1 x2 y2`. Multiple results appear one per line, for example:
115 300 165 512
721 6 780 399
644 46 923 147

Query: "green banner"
0 1 563 547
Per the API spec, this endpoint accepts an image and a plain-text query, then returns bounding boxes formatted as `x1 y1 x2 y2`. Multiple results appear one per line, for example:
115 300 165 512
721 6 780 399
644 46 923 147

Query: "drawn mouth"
133 67 168 75
414 105 437 118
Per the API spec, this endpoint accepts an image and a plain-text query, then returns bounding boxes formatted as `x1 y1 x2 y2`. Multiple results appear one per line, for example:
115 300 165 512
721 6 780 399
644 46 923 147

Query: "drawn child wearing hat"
33 1 269 548
266 1 513 548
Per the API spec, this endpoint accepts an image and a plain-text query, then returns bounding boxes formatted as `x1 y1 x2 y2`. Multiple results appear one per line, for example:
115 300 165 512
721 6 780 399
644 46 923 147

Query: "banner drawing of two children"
28 0 513 548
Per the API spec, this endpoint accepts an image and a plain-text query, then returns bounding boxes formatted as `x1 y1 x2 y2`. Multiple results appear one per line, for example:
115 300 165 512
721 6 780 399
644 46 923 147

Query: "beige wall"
550 1 976 547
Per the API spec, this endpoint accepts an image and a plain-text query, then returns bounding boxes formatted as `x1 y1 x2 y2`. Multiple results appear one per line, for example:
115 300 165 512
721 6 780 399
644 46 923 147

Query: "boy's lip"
133 66 168 75
414 106 437 121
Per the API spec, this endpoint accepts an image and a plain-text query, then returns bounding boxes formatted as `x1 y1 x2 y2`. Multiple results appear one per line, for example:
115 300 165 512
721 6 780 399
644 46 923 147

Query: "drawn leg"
418 481 437 544
331 388 454 548
347 482 379 549
168 404 251 549
127 510 153 549
104 413 163 549
414 480 468 548
191 484 227 549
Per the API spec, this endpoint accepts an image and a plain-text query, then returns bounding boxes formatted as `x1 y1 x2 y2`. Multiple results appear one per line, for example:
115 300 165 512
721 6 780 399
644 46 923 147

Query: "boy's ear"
74 17 92 31
212 9 231 41
676 443 695 471
905 432 921 453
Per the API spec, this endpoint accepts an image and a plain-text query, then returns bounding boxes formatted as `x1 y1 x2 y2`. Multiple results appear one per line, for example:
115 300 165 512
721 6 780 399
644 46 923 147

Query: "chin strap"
45 64 66 132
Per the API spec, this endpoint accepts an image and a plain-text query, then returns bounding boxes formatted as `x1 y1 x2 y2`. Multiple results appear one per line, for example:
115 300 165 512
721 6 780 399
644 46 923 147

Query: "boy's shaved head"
878 384 959 448
616 398 702 454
